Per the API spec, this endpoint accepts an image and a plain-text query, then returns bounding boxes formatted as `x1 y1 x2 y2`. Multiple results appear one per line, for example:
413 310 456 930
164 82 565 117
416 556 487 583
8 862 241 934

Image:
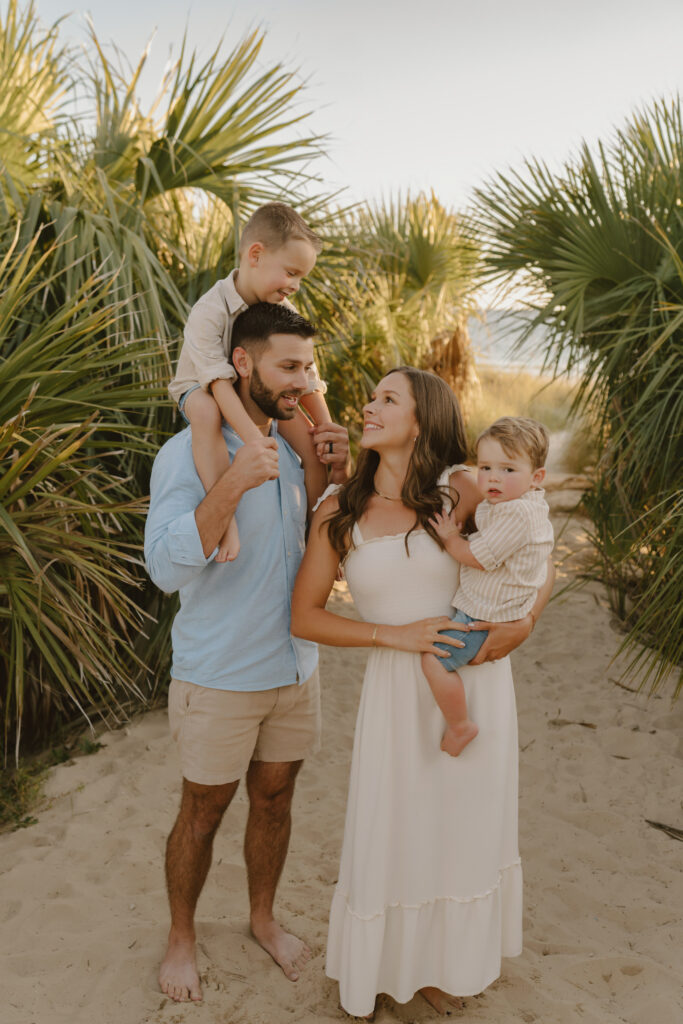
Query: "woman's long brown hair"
325 366 468 557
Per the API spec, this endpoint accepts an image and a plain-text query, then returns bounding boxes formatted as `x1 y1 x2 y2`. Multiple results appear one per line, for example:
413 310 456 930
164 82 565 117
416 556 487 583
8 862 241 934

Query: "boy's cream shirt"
168 269 326 405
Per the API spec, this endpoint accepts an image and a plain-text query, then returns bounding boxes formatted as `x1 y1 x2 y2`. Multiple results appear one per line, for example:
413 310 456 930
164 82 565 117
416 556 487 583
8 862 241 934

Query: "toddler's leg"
278 410 327 513
421 653 479 756
183 389 240 562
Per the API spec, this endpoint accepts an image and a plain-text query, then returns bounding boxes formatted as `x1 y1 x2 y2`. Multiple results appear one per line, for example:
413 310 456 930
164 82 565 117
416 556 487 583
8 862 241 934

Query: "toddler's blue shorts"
433 609 488 672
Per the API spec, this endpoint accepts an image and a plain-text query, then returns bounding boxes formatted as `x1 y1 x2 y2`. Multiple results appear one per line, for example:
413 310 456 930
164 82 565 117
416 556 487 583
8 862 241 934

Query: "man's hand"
231 436 280 493
468 615 533 664
311 422 350 484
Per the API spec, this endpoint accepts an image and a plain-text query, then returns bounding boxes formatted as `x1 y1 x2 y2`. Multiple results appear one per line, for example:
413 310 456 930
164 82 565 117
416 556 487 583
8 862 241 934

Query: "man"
145 302 349 1003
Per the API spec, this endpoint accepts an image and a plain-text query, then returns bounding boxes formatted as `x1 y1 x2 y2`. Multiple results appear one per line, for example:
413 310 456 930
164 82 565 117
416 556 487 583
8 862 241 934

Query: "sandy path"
2 500 682 1024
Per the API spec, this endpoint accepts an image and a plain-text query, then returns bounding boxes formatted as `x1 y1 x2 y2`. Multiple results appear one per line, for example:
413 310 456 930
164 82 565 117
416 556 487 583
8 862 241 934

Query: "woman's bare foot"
440 720 479 757
419 986 465 1015
250 917 311 981
216 515 240 563
159 929 202 1002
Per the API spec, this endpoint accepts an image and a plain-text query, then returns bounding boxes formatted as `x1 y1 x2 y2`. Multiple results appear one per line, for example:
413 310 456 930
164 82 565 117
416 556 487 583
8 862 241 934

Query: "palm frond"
474 95 683 696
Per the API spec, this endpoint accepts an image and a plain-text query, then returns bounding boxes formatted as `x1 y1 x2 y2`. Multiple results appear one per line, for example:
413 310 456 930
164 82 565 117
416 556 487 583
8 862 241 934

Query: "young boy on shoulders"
422 417 555 756
168 202 332 561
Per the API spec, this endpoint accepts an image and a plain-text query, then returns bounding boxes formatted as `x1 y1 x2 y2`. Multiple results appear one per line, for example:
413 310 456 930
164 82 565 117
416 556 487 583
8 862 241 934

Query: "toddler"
168 202 331 561
422 417 554 756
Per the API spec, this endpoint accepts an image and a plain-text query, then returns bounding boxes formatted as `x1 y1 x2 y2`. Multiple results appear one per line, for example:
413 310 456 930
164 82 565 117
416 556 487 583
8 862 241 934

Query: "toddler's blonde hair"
476 416 549 470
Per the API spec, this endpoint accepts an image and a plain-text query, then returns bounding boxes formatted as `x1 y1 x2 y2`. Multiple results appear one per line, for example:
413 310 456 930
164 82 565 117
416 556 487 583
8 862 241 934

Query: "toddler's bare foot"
250 917 311 981
440 720 478 757
419 986 465 1015
159 930 202 1002
216 516 240 563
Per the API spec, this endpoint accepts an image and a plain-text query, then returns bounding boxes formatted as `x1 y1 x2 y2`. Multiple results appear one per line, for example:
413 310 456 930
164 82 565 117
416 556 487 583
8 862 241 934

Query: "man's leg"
244 758 312 981
159 777 239 1002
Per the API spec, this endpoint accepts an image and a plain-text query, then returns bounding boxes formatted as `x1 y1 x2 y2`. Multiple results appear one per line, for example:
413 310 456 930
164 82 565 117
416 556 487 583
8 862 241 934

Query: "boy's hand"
429 509 461 541
311 422 350 483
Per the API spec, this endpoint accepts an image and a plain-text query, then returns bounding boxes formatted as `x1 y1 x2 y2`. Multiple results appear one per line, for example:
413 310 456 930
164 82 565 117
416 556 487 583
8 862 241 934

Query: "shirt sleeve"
184 293 237 391
144 442 216 593
468 502 535 571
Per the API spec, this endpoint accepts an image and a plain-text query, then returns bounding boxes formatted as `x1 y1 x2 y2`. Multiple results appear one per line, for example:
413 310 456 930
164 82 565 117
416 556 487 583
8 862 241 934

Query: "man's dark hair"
231 302 315 362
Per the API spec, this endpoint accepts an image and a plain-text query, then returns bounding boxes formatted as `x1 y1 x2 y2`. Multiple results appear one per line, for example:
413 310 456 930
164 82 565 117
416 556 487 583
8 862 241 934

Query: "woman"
291 367 552 1017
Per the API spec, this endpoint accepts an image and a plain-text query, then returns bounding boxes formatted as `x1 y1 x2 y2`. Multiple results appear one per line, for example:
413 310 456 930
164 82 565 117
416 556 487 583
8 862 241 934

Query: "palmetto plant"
0 228 152 760
310 193 481 433
474 97 683 696
0 0 338 760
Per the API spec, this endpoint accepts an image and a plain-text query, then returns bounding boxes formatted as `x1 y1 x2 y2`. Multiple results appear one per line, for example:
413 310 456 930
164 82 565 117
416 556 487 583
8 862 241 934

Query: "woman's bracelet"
528 609 537 633
371 624 378 646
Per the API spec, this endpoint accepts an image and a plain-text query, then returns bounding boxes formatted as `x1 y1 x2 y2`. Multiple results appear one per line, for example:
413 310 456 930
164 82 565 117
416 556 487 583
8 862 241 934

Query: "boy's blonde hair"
476 416 549 470
239 202 323 256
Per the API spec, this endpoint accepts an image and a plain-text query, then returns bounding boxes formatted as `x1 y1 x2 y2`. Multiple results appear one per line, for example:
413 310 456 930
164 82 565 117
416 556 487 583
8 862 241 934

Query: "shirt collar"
221 269 249 316
222 418 279 441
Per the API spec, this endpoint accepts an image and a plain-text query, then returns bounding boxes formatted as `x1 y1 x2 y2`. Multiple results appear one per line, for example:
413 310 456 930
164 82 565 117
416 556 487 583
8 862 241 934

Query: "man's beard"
249 364 300 420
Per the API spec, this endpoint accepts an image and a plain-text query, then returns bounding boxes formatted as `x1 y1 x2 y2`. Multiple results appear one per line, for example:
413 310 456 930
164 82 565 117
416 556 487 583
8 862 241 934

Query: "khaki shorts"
168 669 321 786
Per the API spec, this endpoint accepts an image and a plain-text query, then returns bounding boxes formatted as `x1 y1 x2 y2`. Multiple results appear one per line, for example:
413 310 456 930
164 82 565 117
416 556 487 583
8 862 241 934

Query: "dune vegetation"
0 0 680 771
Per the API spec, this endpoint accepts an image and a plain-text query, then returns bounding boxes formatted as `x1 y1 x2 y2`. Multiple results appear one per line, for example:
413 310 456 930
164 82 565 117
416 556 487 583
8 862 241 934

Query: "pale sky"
35 0 683 209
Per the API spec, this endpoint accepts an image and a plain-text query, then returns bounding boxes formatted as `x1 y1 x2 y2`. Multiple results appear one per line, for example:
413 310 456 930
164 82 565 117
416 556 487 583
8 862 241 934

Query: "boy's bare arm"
300 389 332 425
210 378 263 443
442 531 485 570
195 438 279 556
430 510 485 569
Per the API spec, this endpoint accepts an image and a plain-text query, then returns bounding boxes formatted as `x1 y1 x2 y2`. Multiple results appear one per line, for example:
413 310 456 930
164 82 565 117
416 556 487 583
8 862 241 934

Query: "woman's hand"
468 614 533 664
378 616 468 657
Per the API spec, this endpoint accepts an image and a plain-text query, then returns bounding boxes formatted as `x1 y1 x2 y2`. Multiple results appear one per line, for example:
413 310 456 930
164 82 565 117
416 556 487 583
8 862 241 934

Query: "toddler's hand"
429 509 461 540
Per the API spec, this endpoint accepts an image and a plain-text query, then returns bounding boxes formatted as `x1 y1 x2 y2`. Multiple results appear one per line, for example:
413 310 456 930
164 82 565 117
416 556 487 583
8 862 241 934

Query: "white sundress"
325 467 523 1016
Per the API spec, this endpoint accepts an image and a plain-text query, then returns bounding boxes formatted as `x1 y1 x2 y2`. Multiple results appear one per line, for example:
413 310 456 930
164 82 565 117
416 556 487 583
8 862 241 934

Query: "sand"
2 486 682 1024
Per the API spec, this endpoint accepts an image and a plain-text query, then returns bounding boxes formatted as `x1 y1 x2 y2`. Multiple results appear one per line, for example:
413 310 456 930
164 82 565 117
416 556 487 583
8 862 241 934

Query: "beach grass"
463 364 595 470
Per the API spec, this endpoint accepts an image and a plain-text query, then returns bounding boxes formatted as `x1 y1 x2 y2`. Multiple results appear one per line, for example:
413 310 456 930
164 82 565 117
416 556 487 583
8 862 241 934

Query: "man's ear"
532 466 546 487
232 346 252 379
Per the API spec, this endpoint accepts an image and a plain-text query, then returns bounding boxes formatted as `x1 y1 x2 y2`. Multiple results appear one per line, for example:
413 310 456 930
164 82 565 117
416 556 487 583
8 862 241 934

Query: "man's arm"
144 436 278 593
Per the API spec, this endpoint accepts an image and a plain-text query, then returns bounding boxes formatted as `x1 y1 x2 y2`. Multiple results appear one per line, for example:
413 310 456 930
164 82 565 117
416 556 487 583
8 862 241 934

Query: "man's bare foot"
250 917 311 981
159 930 202 1003
440 720 478 757
216 516 240 563
419 986 464 1015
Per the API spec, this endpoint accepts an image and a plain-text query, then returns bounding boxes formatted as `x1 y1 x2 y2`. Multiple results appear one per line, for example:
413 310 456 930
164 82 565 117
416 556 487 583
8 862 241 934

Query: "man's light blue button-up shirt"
144 424 318 691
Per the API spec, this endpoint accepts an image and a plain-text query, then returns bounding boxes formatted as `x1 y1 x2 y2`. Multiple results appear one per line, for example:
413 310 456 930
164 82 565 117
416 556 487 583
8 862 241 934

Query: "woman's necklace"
373 486 403 502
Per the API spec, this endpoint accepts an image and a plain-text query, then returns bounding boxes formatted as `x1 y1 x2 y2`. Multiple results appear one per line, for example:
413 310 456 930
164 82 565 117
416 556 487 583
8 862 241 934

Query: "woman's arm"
468 556 555 664
291 500 463 656
447 467 481 523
